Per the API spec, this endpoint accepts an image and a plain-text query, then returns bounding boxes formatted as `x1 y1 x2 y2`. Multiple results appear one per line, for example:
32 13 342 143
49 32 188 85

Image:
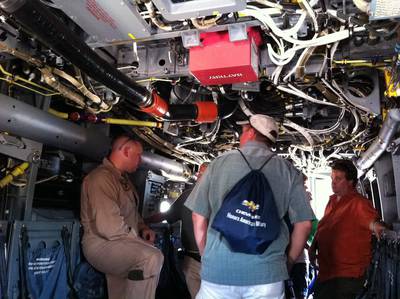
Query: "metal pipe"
103 118 162 128
0 94 110 160
356 109 400 171
48 108 69 119
140 152 191 180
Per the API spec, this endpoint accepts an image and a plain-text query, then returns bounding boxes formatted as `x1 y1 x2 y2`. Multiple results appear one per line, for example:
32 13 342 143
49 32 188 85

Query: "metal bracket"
0 136 42 162
181 30 200 48
387 136 400 154
343 70 381 115
228 23 248 42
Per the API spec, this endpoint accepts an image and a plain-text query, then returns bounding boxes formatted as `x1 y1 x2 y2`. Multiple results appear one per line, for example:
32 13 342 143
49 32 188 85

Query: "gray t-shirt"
185 141 315 286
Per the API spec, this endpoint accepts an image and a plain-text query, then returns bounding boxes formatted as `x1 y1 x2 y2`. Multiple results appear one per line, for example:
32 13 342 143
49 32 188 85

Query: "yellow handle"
0 162 29 188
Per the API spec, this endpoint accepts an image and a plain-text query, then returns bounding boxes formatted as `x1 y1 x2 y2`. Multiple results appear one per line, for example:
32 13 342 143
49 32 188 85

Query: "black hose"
168 104 198 121
347 14 400 38
218 99 238 120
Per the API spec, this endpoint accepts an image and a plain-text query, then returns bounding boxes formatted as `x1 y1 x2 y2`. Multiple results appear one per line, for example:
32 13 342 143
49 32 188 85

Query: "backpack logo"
242 200 259 212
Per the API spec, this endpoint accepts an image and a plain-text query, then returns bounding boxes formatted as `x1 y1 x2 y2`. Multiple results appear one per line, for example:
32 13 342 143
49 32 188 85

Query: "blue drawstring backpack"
211 150 281 254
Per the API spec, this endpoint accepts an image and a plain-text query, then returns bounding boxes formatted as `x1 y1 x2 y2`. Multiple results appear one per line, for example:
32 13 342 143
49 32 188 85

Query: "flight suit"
81 158 163 299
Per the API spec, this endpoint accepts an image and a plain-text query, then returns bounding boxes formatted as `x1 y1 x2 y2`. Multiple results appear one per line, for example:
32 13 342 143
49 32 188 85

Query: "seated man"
80 135 163 299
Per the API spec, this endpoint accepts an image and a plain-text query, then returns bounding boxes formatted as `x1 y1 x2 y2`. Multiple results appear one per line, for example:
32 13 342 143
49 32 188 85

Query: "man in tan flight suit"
81 135 164 299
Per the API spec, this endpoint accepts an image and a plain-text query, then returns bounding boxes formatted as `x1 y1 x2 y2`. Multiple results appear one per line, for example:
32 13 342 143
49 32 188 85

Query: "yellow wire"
0 64 60 96
14 75 57 93
333 59 391 64
103 118 162 128
48 108 69 119
0 77 60 96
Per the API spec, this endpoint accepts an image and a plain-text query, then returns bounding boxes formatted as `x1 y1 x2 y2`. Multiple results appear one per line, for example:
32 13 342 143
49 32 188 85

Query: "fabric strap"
237 149 274 171
61 226 78 299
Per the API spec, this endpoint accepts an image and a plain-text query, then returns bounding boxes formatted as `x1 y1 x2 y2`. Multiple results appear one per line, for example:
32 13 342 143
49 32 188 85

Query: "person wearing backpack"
185 114 315 299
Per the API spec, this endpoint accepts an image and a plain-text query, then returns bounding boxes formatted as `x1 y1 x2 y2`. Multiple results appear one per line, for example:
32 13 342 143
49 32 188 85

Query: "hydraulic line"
48 108 68 119
0 46 99 111
0 64 59 97
40 67 88 110
0 162 29 188
52 68 110 111
102 118 162 128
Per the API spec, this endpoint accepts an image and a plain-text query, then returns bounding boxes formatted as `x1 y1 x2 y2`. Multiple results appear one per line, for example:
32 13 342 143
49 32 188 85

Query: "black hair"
330 159 358 186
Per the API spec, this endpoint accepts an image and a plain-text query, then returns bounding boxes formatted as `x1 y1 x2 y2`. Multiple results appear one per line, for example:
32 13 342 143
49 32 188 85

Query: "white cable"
327 9 346 23
244 7 342 46
277 84 341 107
280 30 351 57
265 28 355 68
266 33 295 66
144 1 172 31
283 47 311 82
35 175 58 185
320 78 347 106
299 0 319 32
239 99 253 116
245 6 346 68
270 32 285 55
255 0 283 10
272 65 283 85
283 119 315 147
318 48 328 77
168 50 172 64
350 108 360 135
333 130 365 147
353 0 370 13
331 80 370 113
244 7 307 39
305 108 346 134
133 41 139 62
267 44 296 65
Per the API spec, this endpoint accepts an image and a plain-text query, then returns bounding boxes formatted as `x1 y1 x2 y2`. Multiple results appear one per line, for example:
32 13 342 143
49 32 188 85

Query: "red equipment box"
189 28 262 86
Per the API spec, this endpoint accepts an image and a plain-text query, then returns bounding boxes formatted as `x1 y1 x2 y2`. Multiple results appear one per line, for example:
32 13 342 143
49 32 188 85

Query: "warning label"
86 0 117 30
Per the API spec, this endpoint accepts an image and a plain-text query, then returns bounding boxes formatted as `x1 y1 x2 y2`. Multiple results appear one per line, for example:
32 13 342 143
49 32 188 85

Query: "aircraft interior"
0 0 399 298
